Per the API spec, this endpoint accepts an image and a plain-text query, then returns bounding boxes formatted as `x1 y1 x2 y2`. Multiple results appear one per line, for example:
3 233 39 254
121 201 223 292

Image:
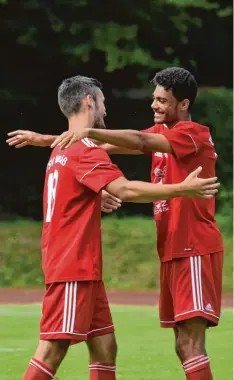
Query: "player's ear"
86 95 95 109
180 99 190 112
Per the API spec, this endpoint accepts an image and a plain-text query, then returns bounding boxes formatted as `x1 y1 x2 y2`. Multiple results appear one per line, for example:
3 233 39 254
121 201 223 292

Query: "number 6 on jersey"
46 170 59 222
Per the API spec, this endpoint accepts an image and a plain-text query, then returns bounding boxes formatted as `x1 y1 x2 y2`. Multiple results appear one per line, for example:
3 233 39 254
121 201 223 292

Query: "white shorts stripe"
70 281 78 333
62 282 69 332
198 256 204 310
62 282 78 333
190 257 197 310
190 256 203 311
194 257 202 310
66 282 73 332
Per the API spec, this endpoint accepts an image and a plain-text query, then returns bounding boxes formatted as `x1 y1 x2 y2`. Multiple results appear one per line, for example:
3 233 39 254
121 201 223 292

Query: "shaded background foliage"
0 0 232 219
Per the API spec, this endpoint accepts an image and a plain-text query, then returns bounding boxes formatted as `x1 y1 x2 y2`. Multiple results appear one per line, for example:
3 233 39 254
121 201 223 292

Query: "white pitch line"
0 347 25 352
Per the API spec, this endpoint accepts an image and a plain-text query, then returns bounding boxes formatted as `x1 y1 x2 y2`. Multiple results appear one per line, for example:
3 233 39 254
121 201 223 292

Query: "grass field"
0 304 232 380
1 217 233 291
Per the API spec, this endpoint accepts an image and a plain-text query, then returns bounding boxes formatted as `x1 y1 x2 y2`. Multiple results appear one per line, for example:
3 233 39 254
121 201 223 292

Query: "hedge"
193 87 233 189
0 216 232 291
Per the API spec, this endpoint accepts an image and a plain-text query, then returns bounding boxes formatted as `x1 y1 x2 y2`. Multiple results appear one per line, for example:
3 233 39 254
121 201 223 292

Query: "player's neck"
167 113 191 129
68 112 93 132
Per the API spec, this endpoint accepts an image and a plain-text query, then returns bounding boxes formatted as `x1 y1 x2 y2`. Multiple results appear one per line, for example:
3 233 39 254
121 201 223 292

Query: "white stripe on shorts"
190 256 204 311
62 282 78 333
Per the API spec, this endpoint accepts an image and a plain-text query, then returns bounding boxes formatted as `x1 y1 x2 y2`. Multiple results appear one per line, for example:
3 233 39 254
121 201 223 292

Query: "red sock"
23 358 56 379
183 355 213 379
89 362 116 380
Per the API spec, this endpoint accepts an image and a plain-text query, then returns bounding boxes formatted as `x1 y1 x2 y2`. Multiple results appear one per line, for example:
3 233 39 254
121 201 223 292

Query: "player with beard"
49 68 222 380
13 74 219 380
8 71 221 380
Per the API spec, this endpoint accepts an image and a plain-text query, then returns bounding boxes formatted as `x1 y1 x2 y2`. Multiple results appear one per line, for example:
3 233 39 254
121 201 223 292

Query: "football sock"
89 362 116 379
183 355 213 379
23 357 56 379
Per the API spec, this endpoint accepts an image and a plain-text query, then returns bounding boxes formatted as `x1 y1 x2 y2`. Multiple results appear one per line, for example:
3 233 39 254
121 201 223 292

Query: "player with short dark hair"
33 67 222 380
151 66 197 110
9 74 219 380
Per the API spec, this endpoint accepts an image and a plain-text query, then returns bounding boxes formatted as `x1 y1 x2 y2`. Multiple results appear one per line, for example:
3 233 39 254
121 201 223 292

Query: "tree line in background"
0 0 232 219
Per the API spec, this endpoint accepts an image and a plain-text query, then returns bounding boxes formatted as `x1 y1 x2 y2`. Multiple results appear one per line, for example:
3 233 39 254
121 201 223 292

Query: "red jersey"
142 121 223 262
41 138 123 284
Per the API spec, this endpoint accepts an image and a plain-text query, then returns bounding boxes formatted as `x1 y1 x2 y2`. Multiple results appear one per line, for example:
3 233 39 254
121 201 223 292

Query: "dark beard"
94 117 106 129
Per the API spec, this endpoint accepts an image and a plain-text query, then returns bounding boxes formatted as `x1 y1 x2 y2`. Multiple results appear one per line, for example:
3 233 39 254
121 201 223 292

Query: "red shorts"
159 252 223 328
40 280 114 344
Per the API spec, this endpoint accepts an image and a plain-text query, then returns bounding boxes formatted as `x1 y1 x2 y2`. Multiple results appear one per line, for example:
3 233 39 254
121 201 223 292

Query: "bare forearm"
87 129 171 153
88 129 145 151
101 143 143 155
41 135 58 147
120 181 183 203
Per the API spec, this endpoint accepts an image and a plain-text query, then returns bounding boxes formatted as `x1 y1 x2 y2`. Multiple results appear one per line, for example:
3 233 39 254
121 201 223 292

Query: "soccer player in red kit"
34 67 223 380
9 75 219 380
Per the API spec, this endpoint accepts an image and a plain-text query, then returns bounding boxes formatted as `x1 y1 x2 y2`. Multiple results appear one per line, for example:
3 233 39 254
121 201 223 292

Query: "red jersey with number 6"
41 138 123 284
142 121 223 262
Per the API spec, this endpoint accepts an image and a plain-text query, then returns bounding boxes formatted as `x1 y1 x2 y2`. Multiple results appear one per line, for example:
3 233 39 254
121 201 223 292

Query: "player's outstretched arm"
6 130 58 148
105 167 219 203
50 130 143 155
88 129 172 153
51 127 170 153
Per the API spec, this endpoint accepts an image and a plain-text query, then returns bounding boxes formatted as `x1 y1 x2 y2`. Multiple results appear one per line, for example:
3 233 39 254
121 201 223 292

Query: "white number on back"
46 170 59 222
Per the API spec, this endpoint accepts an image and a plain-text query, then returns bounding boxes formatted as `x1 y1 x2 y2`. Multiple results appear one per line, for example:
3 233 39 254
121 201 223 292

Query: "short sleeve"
140 125 158 134
162 122 202 159
76 147 124 193
140 124 165 156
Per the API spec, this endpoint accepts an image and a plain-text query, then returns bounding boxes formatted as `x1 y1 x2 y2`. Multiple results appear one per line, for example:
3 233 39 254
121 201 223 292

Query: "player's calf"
87 333 117 379
174 328 183 363
176 318 213 380
23 339 70 379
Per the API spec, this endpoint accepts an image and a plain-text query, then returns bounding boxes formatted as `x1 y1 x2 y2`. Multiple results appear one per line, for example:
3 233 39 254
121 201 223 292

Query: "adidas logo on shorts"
205 303 213 312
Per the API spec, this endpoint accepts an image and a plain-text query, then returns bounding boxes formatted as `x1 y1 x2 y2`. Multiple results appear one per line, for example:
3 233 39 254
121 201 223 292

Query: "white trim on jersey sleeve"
188 134 198 154
81 138 97 148
79 162 109 183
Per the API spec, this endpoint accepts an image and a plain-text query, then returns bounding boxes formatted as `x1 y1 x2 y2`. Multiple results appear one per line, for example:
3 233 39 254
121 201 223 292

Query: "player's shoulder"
156 123 168 132
49 138 108 163
64 138 108 157
142 123 168 133
175 121 210 135
78 138 111 162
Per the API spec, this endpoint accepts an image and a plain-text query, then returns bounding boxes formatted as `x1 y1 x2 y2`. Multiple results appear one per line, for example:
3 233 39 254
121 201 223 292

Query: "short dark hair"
151 67 198 109
58 75 102 118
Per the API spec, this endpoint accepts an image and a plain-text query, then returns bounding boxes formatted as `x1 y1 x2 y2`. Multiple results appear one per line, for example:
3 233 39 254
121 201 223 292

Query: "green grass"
0 304 232 379
0 216 233 291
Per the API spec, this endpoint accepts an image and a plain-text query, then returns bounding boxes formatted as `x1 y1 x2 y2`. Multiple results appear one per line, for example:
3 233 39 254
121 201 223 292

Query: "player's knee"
35 339 70 368
87 333 117 363
176 318 206 360
175 340 182 361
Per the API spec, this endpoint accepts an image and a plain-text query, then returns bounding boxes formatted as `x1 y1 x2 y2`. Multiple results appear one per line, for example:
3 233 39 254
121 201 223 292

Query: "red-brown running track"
0 289 232 307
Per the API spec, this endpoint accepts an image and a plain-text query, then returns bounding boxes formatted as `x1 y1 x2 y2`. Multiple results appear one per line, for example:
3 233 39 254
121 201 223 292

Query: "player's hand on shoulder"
182 166 220 199
101 190 122 213
51 129 86 150
6 130 44 148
